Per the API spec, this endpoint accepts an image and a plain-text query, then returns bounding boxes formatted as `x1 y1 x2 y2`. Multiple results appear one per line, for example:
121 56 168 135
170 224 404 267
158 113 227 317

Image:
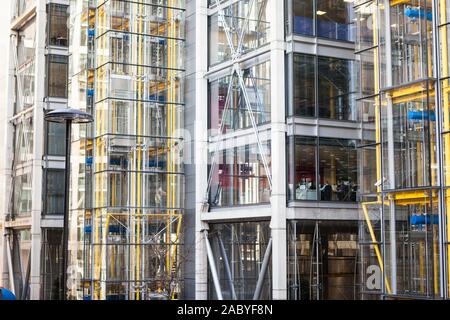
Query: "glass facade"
288 137 358 202
46 121 66 156
208 0 269 66
41 229 63 300
291 53 357 121
12 0 36 20
439 0 450 299
47 54 69 98
356 0 442 299
9 229 31 298
48 3 69 47
44 170 65 216
209 61 271 133
12 170 33 216
287 220 359 300
209 142 271 207
16 19 36 113
291 0 355 41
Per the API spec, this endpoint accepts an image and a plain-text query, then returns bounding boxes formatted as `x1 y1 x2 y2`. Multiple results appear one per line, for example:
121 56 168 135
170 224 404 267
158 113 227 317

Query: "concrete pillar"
194 0 209 300
269 0 287 300
29 0 47 300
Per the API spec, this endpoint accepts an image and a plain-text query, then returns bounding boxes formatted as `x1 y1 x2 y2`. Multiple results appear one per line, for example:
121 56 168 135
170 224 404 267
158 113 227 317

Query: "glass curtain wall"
41 229 63 300
68 0 185 300
209 61 271 133
208 0 269 66
356 0 440 298
48 3 69 47
287 136 358 202
207 222 272 300
438 0 450 298
209 142 271 207
290 53 357 121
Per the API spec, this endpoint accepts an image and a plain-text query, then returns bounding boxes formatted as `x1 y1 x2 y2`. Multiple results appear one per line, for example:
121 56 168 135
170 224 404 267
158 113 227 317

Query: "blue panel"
0 288 16 300
407 110 436 121
294 16 314 36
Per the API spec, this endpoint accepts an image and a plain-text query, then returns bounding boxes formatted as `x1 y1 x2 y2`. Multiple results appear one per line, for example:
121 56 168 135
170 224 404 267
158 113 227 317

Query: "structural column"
29 0 47 299
0 19 16 289
194 0 209 300
269 0 287 300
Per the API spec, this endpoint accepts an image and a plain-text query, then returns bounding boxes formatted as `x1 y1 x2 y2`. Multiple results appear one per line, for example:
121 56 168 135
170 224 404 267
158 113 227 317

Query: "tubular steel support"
5 234 15 295
253 238 272 300
20 250 31 300
62 120 72 300
204 231 223 300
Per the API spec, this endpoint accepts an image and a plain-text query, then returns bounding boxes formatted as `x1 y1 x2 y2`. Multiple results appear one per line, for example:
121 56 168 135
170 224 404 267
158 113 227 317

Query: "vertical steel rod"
61 120 72 300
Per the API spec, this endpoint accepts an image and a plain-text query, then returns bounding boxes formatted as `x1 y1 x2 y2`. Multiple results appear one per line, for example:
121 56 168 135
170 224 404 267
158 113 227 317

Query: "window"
45 170 65 215
208 221 271 300
41 229 63 300
292 0 355 41
14 117 34 165
208 0 269 66
316 0 355 41
47 55 68 98
48 4 69 47
46 121 66 156
287 220 358 300
288 136 317 200
381 89 437 189
288 136 358 202
318 56 356 120
13 171 33 216
293 0 314 36
319 138 357 201
293 54 315 117
16 19 36 113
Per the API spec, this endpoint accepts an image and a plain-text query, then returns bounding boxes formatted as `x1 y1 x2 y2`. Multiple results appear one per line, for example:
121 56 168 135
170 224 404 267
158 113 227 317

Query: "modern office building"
2 0 450 301
185 0 361 301
0 0 70 300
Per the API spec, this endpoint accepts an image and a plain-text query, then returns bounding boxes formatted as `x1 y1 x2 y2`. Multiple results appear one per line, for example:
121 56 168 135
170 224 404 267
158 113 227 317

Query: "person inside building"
320 181 332 201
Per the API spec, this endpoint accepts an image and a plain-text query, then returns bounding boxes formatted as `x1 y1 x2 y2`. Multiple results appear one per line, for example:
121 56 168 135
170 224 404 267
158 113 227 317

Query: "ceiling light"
317 10 327 15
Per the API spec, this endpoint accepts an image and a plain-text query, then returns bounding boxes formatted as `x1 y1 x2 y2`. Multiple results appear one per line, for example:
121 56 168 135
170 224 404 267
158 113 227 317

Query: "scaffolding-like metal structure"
356 0 447 299
67 0 185 300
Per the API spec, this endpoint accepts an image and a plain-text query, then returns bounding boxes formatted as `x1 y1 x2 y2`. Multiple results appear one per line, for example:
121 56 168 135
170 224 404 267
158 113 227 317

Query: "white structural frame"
195 0 288 300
